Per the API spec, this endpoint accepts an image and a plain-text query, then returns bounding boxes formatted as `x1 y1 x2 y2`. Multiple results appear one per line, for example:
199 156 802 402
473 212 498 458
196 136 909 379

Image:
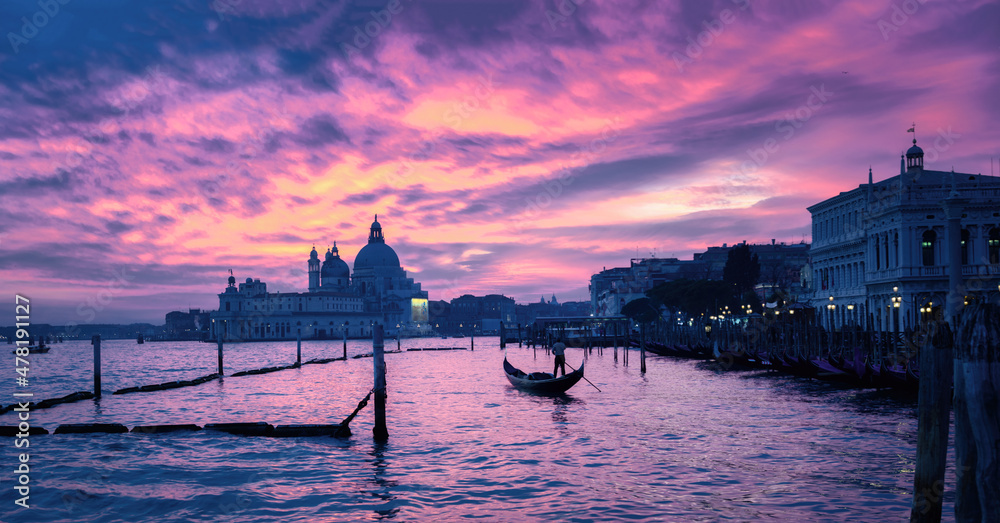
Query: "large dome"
354 242 400 269
354 214 401 269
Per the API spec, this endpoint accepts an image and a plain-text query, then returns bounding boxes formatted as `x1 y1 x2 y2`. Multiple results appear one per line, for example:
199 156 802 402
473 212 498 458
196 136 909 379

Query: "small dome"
322 257 350 278
228 275 236 285
309 245 318 258
246 277 253 284
906 139 923 157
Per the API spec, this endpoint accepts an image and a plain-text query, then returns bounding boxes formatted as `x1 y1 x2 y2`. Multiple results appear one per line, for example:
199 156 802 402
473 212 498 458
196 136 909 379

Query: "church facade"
808 138 1000 332
210 216 430 341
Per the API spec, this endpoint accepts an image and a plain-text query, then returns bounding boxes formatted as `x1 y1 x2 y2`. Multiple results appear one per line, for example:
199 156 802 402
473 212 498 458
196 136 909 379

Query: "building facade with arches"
808 139 1000 331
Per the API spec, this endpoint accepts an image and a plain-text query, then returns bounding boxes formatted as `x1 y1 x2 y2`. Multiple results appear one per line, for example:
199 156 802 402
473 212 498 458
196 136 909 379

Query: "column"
943 195 968 326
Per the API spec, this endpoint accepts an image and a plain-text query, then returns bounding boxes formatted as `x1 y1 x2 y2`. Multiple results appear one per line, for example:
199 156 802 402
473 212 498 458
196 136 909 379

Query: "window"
875 236 881 270
884 236 890 268
922 230 936 266
990 228 1000 264
225 302 230 312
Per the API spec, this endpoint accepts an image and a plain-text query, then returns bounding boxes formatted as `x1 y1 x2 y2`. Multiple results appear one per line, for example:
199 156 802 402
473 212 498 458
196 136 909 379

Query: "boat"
503 358 584 394
137 334 145 344
13 345 50 354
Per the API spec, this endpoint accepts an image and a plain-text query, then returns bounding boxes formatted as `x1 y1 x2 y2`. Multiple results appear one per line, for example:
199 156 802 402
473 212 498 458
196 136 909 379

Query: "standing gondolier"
552 338 567 376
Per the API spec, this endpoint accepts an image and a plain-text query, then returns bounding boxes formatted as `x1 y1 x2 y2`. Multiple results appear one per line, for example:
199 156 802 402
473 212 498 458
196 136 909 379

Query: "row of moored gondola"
631 338 919 393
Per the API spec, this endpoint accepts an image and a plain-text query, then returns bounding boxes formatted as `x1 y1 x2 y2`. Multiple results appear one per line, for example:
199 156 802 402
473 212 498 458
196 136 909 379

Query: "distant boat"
503 357 584 394
13 346 49 354
137 334 144 344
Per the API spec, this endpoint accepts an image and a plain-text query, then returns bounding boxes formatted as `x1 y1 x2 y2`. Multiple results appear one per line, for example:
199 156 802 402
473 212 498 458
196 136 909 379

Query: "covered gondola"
503 358 584 394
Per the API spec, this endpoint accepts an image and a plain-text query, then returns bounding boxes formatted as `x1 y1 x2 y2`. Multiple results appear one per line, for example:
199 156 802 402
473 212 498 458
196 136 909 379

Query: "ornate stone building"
808 139 1000 331
211 216 430 341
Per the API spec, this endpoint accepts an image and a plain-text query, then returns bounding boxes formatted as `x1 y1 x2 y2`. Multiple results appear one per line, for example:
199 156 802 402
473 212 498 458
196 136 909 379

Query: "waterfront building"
432 294 516 335
165 309 211 340
210 216 430 341
808 139 1000 331
590 242 810 316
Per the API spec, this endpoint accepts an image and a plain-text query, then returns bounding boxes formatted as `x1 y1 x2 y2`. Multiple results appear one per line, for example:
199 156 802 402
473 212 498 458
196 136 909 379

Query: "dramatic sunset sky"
1 0 998 324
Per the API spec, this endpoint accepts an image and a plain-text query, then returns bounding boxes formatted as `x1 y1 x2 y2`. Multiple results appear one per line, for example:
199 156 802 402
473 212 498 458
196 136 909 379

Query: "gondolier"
552 338 567 376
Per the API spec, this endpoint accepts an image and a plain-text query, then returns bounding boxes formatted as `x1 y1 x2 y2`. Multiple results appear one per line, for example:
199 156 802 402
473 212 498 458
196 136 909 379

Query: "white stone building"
808 139 1000 331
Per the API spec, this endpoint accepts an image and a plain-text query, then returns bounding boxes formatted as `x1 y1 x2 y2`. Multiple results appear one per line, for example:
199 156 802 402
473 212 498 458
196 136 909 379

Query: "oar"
565 362 601 392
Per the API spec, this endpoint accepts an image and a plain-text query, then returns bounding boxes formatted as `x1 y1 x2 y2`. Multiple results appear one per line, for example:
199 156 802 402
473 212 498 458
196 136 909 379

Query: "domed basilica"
211 216 430 341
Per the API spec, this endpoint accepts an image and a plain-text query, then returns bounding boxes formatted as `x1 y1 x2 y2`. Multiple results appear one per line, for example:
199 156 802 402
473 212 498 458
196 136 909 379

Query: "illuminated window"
961 229 969 265
989 228 1000 264
922 230 936 266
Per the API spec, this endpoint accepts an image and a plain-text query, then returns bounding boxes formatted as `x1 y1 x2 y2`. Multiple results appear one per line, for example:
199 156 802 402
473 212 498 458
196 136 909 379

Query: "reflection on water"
3 338 939 521
368 441 398 519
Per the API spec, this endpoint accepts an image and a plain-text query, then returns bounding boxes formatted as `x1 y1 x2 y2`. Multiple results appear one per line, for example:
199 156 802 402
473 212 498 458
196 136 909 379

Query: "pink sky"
1 0 998 324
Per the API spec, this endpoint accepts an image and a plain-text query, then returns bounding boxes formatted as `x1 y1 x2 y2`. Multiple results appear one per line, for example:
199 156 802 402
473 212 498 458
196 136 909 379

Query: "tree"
621 297 660 324
646 279 734 318
723 243 760 300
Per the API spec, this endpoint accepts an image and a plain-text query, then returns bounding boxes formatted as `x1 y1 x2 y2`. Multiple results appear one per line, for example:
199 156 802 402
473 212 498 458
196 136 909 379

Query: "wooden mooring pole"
343 329 348 359
296 329 302 366
92 335 101 397
953 304 1000 522
640 322 647 373
517 323 522 347
500 322 506 350
217 333 224 376
910 321 953 522
373 324 388 441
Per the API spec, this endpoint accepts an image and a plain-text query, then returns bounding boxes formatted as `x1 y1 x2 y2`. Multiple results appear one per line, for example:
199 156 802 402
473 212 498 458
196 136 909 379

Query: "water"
4 338 950 521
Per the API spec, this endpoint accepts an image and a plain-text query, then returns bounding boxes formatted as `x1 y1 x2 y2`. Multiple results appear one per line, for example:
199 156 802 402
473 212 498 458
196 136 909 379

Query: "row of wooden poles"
89 325 390 441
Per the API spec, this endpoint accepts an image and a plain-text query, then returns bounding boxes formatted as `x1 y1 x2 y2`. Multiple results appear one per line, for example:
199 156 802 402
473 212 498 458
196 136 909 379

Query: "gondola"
503 357 584 394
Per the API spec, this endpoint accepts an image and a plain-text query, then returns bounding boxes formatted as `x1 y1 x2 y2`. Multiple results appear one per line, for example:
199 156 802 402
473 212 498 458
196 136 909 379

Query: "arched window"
989 228 1000 265
961 229 970 265
884 235 890 269
893 232 899 267
922 230 936 266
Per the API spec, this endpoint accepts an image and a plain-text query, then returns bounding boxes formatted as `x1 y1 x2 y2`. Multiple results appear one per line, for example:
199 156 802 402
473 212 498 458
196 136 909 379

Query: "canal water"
4 338 952 521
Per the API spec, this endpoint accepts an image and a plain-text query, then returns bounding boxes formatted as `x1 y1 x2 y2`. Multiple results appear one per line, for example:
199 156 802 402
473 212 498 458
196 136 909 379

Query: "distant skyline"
1 0 998 324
